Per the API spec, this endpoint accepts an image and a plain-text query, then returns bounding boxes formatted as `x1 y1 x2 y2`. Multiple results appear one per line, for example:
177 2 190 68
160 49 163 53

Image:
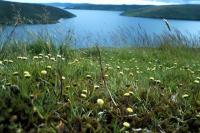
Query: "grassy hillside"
0 1 75 25
0 41 200 132
121 4 200 20
64 3 154 11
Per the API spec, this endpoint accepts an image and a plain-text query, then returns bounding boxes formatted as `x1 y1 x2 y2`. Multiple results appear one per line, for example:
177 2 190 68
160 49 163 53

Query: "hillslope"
0 1 75 25
64 3 154 11
121 4 200 20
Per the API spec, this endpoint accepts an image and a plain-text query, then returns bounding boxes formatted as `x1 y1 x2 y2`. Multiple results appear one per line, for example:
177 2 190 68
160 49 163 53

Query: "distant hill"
121 4 200 20
0 1 75 25
64 3 154 11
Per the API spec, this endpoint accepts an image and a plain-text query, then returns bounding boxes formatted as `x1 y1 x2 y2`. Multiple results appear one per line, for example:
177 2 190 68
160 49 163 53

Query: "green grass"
0 42 200 132
122 4 200 20
0 1 75 25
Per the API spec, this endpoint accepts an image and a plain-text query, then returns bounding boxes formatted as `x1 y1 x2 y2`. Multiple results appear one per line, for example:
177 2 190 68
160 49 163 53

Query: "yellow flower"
0 61 3 65
50 57 56 61
123 122 130 128
97 99 104 106
119 71 124 75
94 85 100 89
33 56 39 60
86 75 92 79
13 72 19 76
24 71 31 78
124 93 130 96
104 74 109 78
194 80 199 84
182 94 189 98
21 57 28 60
61 76 65 80
149 77 154 80
81 93 87 98
155 80 161 84
126 107 133 113
82 89 87 93
57 54 62 58
129 72 134 77
41 70 47 75
46 65 52 69
8 60 13 63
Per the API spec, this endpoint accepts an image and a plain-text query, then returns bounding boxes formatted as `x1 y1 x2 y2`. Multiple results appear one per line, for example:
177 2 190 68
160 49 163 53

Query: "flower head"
123 122 130 128
97 99 104 106
41 70 47 75
126 107 133 113
81 93 87 98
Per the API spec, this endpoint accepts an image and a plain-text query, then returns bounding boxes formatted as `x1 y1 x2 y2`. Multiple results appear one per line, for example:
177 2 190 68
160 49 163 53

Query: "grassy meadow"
0 39 200 132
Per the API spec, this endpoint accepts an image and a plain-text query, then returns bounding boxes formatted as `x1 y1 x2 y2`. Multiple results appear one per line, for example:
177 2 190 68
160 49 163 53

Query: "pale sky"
6 0 200 5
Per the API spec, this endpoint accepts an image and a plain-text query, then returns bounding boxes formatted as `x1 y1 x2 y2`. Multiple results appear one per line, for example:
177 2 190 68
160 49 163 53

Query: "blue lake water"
1 9 200 47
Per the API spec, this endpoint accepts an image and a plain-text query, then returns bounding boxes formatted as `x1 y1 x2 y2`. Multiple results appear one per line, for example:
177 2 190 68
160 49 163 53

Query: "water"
1 9 200 47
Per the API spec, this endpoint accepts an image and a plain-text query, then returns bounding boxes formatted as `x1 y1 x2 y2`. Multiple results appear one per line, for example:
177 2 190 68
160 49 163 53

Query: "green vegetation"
0 38 200 132
65 3 153 11
0 1 75 25
122 4 200 20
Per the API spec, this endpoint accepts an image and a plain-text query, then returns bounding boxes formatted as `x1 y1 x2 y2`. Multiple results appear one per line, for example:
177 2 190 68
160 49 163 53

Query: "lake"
1 9 200 47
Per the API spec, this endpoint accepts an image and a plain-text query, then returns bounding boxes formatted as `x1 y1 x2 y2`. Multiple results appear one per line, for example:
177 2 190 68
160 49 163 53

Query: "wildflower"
13 72 19 76
24 71 31 78
149 77 154 80
196 77 200 80
124 93 130 96
5 83 11 86
39 53 44 56
129 91 134 95
123 122 130 128
65 85 70 89
82 89 87 93
74 59 79 62
50 57 56 61
194 80 199 84
129 72 134 77
17 56 22 59
0 61 3 65
39 56 43 59
45 55 49 59
108 66 112 70
182 94 189 98
46 65 52 69
126 107 133 113
21 57 28 60
94 85 100 89
8 60 13 63
81 93 87 98
155 80 161 84
119 71 124 75
61 76 65 80
117 66 120 69
41 70 47 75
33 56 39 60
86 75 92 79
57 54 62 58
97 99 104 106
3 59 8 63
24 71 29 75
104 74 109 78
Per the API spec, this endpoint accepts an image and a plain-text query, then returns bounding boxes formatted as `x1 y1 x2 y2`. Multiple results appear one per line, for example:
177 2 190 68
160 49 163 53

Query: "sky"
6 0 200 5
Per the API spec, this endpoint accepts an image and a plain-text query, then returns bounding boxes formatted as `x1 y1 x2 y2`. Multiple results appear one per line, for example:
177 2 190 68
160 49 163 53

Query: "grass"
0 41 200 132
